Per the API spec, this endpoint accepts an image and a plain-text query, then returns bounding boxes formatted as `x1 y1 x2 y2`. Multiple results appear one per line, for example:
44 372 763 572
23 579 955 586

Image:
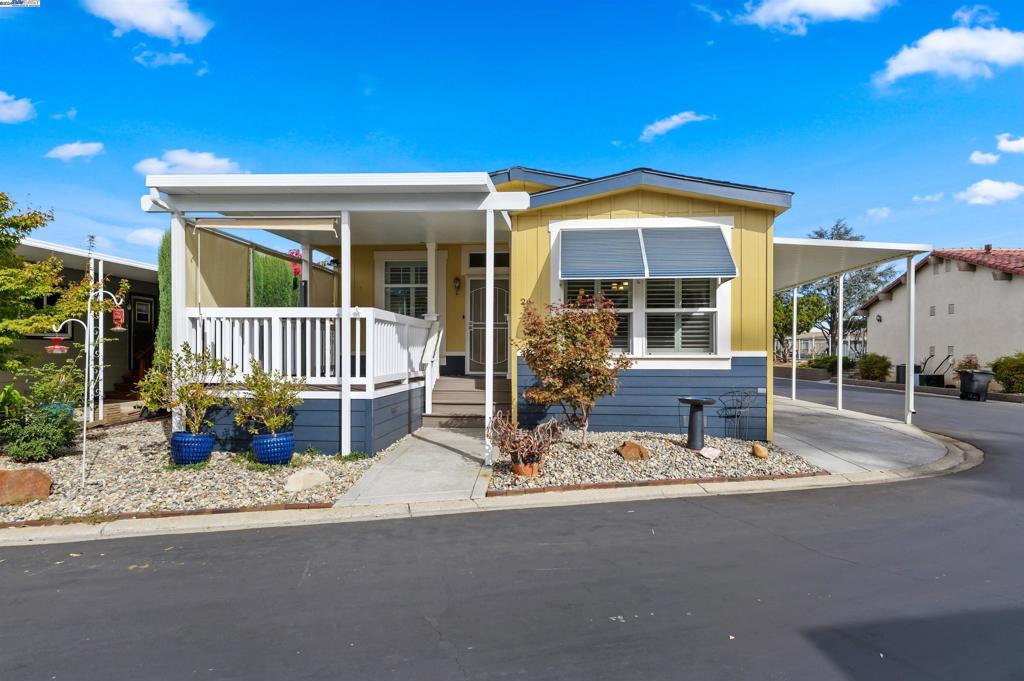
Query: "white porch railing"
184 307 437 390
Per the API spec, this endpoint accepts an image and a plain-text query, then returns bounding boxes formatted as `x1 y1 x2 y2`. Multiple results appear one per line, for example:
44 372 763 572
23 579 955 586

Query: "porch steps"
423 376 512 429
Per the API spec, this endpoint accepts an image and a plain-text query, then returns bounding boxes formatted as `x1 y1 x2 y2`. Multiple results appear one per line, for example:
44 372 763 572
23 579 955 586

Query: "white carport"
774 237 932 424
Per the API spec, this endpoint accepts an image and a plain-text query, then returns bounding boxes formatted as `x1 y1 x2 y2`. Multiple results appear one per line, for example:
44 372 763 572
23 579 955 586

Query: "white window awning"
559 227 737 280
774 237 932 291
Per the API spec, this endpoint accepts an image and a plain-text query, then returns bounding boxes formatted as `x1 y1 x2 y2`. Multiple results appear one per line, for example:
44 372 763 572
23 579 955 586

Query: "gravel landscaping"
489 430 822 491
0 418 382 524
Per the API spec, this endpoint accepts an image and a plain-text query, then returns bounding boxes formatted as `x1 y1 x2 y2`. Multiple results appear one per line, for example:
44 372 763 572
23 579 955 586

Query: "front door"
129 294 156 375
467 277 509 375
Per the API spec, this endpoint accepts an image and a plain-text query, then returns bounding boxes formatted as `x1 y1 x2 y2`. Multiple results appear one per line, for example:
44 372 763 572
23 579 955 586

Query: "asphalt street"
2 379 1023 680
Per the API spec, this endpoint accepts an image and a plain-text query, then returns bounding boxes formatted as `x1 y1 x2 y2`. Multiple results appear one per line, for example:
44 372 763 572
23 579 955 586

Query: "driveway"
1 379 1023 680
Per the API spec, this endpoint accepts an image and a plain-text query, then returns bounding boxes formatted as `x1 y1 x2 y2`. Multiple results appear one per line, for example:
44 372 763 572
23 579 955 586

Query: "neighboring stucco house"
7 238 159 398
142 167 927 457
859 246 1024 384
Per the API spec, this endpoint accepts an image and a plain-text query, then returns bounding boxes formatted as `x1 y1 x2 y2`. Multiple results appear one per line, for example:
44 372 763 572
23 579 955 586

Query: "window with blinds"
384 261 428 318
563 279 632 352
644 279 716 355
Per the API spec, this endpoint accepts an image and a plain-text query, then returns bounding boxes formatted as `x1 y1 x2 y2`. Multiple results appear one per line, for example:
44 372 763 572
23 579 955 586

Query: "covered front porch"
143 173 528 459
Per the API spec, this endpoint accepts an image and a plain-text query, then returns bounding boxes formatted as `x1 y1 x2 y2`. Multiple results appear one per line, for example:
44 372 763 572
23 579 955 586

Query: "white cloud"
955 179 1024 205
876 10 1024 85
133 148 241 175
133 49 192 68
738 0 895 36
82 0 212 43
0 89 36 123
638 110 711 142
969 150 1000 165
693 3 724 22
912 192 944 203
195 61 209 77
51 107 78 121
996 132 1024 153
953 5 999 27
126 227 165 247
867 206 891 220
45 141 105 161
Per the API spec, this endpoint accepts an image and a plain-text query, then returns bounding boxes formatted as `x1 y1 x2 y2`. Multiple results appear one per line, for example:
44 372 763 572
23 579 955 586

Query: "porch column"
791 286 798 401
424 241 438 414
837 273 844 411
301 243 312 307
905 255 916 424
170 213 187 432
484 209 495 465
339 212 352 455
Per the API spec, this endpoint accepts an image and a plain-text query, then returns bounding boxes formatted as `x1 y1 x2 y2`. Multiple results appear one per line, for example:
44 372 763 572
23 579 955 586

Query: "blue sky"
1 0 1023 264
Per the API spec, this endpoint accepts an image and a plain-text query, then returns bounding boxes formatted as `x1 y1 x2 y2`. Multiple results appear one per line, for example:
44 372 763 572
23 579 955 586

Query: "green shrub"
954 354 981 372
157 230 171 351
137 344 231 434
806 355 856 375
858 353 892 381
0 407 76 462
21 358 84 406
0 384 28 425
991 353 1024 394
230 360 305 435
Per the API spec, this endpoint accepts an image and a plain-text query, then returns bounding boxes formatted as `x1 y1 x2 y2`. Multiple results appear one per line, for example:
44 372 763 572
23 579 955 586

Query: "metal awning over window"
558 227 736 280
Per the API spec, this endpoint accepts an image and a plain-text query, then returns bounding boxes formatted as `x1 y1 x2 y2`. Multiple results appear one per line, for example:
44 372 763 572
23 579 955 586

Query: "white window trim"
373 249 447 356
548 217 734 368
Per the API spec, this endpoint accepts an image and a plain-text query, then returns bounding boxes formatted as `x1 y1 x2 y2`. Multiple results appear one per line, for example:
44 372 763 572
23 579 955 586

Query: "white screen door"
467 277 509 374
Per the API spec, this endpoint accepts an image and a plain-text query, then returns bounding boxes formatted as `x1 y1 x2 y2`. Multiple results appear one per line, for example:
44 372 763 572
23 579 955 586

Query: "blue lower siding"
207 386 424 454
517 357 768 440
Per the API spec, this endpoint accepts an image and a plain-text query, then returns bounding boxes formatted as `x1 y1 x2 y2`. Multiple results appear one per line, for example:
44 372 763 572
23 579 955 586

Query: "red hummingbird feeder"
111 306 127 333
44 334 70 354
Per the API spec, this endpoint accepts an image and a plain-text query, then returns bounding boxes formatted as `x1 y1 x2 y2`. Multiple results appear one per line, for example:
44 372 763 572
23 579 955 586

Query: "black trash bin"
958 369 994 401
896 363 922 385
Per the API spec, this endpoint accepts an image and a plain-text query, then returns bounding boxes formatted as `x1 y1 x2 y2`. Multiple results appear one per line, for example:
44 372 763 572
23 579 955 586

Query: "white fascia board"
774 237 932 253
146 172 495 194
154 192 529 214
18 238 157 273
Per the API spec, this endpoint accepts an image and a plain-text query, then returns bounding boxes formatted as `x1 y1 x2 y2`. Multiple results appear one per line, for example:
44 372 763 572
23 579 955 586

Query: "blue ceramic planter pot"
170 432 215 466
252 432 295 465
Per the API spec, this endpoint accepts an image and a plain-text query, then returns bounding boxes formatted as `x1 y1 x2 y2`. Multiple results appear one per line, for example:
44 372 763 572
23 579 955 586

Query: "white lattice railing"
184 307 435 387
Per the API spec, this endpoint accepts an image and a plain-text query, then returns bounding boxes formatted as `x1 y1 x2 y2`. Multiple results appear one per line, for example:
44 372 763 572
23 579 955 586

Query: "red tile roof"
933 248 1024 276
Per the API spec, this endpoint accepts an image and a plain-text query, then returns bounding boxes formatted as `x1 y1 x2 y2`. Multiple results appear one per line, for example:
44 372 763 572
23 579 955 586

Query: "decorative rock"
698 446 721 461
752 443 769 459
616 440 650 462
0 469 52 505
284 469 331 492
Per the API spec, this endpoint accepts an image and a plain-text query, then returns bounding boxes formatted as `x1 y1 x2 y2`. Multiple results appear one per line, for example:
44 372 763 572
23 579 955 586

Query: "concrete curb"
0 432 982 547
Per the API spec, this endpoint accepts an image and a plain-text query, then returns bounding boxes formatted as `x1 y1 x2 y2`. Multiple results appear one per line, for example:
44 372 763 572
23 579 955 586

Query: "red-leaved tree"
518 293 633 445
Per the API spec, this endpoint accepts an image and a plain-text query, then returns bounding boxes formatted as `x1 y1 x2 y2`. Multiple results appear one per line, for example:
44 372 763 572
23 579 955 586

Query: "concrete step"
429 402 511 417
434 376 511 391
422 414 485 429
432 389 514 404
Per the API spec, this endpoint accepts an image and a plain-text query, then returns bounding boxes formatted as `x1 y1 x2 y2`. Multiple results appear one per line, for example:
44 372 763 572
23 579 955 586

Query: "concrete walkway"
335 428 485 506
775 397 946 474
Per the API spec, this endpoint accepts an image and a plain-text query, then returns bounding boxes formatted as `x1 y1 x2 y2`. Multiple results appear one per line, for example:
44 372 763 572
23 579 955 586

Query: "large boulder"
0 469 52 505
284 469 330 492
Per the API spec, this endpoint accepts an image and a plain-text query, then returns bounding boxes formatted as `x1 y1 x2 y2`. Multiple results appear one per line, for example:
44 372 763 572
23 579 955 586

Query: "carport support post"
484 209 494 466
837 273 844 411
791 286 798 401
169 213 187 433
905 255 916 424
425 241 437 415
339 211 352 455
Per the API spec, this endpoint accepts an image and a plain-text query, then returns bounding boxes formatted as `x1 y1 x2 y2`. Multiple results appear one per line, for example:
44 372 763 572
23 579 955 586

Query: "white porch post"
837 273 844 411
301 243 311 307
905 255 916 424
791 286 798 401
484 209 495 465
170 213 187 432
425 241 437 414
97 258 105 421
339 212 352 455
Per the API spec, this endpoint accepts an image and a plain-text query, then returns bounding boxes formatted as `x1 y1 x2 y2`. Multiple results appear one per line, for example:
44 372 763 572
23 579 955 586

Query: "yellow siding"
495 180 560 194
509 188 777 437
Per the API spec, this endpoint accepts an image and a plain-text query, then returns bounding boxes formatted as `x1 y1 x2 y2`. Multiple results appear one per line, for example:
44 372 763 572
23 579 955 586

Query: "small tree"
517 293 633 445
137 344 231 434
156 229 171 351
230 360 305 435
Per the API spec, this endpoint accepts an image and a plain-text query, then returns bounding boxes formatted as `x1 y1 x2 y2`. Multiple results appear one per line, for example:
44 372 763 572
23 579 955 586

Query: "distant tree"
156 229 171 351
773 291 827 362
803 219 896 355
